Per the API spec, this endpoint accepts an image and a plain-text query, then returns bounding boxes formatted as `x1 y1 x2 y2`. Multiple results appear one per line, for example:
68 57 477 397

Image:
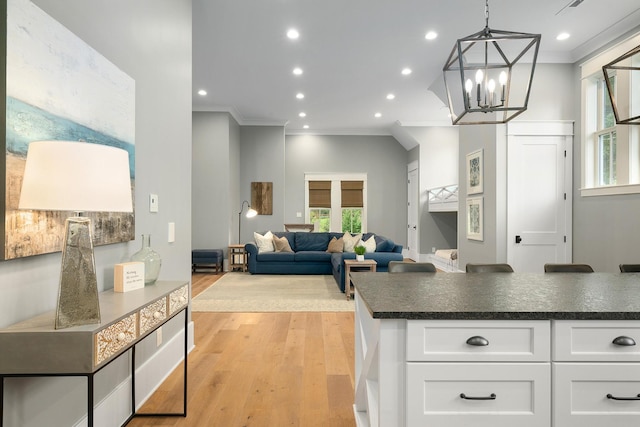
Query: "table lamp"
19 141 133 329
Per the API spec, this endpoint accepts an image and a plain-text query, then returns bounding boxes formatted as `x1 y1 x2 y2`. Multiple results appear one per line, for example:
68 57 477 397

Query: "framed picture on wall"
466 149 483 194
466 197 483 241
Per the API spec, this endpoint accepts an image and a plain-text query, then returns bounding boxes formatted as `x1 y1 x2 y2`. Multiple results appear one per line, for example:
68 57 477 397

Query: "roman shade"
309 181 331 208
341 181 363 207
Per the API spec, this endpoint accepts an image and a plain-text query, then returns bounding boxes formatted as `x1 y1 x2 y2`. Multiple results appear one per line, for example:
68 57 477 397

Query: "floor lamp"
238 200 257 244
19 141 133 329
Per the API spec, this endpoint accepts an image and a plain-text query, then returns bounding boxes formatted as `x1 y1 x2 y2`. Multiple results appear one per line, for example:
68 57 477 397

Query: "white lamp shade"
19 141 133 213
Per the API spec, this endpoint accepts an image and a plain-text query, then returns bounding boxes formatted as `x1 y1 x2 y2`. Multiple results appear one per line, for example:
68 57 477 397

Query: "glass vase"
131 234 162 285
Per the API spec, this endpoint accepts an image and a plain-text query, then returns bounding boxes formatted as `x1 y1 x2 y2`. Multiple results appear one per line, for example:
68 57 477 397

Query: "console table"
0 280 190 427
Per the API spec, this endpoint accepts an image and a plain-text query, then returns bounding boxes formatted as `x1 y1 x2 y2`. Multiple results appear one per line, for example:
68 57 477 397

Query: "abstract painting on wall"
2 0 135 260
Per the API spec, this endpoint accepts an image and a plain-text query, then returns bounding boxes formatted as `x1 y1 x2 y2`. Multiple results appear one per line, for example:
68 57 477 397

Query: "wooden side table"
228 244 247 272
344 259 377 301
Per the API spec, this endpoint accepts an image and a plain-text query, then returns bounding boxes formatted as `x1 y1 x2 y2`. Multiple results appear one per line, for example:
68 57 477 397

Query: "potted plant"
354 245 366 262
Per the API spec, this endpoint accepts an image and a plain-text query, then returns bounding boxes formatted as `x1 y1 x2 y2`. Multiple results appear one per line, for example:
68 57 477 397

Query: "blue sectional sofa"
245 231 403 292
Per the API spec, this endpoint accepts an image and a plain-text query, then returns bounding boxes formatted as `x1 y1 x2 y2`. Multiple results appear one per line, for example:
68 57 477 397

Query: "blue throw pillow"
375 235 395 252
295 232 330 251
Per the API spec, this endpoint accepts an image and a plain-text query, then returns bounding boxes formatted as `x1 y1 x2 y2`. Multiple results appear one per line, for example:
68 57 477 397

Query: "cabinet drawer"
553 320 640 361
407 362 550 427
553 363 640 427
407 320 550 362
139 298 167 335
169 284 189 315
94 313 137 366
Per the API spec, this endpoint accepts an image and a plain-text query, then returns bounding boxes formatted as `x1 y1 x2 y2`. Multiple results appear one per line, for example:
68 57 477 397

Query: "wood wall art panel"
251 182 273 215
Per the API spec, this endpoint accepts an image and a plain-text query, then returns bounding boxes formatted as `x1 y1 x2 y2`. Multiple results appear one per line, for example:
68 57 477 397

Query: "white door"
507 122 573 272
407 166 419 261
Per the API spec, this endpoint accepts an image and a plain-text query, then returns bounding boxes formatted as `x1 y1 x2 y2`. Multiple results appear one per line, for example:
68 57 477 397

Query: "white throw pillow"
254 231 275 253
343 232 362 252
358 235 377 253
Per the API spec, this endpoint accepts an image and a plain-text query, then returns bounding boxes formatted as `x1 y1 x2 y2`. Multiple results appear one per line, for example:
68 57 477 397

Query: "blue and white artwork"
4 0 135 259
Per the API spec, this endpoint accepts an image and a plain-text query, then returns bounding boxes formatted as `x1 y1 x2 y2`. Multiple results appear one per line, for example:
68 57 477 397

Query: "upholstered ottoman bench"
192 249 223 273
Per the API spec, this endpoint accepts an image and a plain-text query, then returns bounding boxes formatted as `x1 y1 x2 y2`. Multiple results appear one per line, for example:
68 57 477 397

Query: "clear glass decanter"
130 234 162 285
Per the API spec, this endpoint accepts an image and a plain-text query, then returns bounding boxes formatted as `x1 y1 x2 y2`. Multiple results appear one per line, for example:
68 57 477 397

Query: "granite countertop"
351 272 640 320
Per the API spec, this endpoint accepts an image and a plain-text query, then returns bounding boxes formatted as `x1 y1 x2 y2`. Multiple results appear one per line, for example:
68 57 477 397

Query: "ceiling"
192 0 640 138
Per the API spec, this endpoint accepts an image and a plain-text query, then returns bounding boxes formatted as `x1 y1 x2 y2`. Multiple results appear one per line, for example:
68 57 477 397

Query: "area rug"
192 273 354 312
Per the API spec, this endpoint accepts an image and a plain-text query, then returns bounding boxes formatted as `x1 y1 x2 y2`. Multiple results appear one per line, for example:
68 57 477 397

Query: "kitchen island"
351 272 640 427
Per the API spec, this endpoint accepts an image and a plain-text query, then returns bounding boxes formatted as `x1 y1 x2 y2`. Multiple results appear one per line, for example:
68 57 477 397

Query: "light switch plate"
149 194 159 212
168 222 175 243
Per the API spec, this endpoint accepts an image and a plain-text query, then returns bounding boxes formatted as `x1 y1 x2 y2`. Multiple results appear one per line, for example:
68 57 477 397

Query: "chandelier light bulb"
475 69 484 84
487 79 496 93
465 79 473 94
499 71 508 85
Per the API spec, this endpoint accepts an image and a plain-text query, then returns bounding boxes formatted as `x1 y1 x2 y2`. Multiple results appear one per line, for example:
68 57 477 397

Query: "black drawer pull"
466 336 489 346
606 393 640 401
460 393 496 400
612 336 636 346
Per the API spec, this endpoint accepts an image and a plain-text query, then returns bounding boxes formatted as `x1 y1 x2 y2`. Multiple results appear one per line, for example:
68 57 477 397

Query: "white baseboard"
73 320 195 427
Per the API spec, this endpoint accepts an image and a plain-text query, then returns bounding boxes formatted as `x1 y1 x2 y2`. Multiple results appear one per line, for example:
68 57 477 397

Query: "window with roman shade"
305 173 367 232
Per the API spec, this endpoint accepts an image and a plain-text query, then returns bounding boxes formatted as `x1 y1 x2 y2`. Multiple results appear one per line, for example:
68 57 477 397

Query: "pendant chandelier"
602 44 640 125
443 0 541 125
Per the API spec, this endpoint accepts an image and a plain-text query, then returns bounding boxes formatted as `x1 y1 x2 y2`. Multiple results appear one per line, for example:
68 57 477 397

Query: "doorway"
407 162 419 261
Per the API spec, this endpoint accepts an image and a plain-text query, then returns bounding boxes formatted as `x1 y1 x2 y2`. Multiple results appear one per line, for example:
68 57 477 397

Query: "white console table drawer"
553 363 640 426
139 298 167 335
169 284 189 314
553 320 640 361
407 320 550 362
94 313 137 366
407 362 551 427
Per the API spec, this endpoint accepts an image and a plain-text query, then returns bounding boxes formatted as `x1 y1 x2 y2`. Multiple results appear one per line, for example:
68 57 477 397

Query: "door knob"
515 235 522 244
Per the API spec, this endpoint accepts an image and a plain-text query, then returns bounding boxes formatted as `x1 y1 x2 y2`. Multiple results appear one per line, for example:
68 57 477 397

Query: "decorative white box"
114 262 145 292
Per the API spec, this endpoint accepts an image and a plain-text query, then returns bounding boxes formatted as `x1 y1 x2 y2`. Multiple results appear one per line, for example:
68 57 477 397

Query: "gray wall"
285 134 408 245
572 26 640 272
192 128 410 251
457 63 576 269
192 112 239 255
1 0 192 425
239 126 286 241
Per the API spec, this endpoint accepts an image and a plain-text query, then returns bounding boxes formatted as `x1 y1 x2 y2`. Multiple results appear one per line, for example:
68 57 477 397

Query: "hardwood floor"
128 273 356 427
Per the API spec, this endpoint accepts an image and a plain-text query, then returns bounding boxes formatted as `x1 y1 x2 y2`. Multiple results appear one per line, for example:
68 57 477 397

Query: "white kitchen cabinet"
352 272 640 427
553 320 640 427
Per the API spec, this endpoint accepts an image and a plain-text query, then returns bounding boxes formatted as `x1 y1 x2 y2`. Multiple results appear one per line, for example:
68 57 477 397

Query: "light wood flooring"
128 273 356 427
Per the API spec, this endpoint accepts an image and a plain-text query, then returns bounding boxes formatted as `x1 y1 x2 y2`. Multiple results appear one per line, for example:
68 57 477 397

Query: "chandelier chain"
485 0 490 28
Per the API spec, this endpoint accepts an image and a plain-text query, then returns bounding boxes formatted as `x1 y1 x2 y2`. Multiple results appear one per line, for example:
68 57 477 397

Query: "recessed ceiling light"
401 68 412 76
287 28 299 40
293 67 303 75
299 112 306 117
556 32 570 41
296 93 305 99
197 89 207 96
425 31 438 40
374 112 382 118
386 93 395 100
303 125 309 129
